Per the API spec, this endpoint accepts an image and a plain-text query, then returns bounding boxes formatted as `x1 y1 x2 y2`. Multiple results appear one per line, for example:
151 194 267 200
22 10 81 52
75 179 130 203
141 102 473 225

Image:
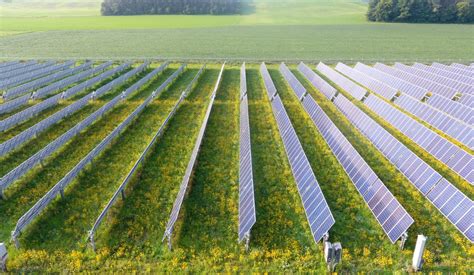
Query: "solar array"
279 62 306 100
261 62 335 243
282 67 414 243
3 61 91 100
0 62 113 132
0 61 76 93
10 64 186 248
394 63 473 95
163 63 225 249
0 61 21 70
86 64 188 250
393 94 473 149
297 62 336 100
238 63 256 247
433 62 474 79
0 63 150 198
0 64 132 157
459 93 474 108
0 61 36 75
413 63 473 86
335 63 397 100
364 94 473 184
0 61 54 81
316 62 367 101
333 94 473 243
426 94 473 125
374 63 457 99
32 61 113 99
354 62 428 100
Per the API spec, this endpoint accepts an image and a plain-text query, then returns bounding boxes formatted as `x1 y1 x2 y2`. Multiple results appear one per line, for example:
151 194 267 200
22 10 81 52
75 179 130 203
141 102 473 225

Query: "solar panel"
394 63 473 95
163 63 225 249
0 61 76 92
0 61 21 71
0 61 54 81
261 62 335 243
238 63 256 247
458 94 474 108
10 64 186 248
432 63 474 79
335 63 397 100
0 62 114 132
393 94 473 149
3 61 89 100
413 63 474 87
363 94 473 184
283 72 414 243
316 62 367 101
354 62 428 100
0 63 150 198
333 94 473 243
374 63 457 99
0 64 133 157
87 64 189 250
297 62 337 100
426 94 473 125
0 61 36 75
279 62 306 100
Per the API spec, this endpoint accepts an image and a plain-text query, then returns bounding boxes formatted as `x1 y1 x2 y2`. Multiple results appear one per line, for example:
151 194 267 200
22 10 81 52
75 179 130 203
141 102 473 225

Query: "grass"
0 63 472 272
0 0 472 60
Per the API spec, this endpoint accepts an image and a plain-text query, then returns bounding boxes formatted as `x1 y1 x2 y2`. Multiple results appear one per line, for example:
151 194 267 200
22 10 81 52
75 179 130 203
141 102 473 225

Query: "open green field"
0 61 472 272
0 0 473 60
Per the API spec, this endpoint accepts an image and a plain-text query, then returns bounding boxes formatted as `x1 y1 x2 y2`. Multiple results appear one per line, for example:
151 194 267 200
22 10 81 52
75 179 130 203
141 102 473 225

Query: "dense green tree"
101 0 242 16
367 0 474 22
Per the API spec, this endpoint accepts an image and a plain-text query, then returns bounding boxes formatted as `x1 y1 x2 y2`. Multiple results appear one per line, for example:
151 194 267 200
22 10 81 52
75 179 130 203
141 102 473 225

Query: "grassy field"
0 0 472 60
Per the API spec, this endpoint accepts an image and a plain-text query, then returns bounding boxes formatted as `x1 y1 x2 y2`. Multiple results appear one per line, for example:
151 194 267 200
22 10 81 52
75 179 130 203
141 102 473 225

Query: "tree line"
367 0 474 23
101 0 243 15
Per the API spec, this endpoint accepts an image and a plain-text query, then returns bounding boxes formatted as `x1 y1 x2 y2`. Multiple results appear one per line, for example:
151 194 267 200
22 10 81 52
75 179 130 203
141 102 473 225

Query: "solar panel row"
261 62 335 243
279 62 306 100
32 61 114 99
260 63 277 99
333 94 473 243
238 63 256 245
316 62 367 101
395 63 473 95
297 62 336 100
163 63 224 249
4 61 90 100
0 63 149 197
433 63 474 79
413 63 473 87
62 63 131 99
0 61 36 75
0 61 75 92
0 62 114 132
10 64 186 248
393 94 473 149
0 94 30 115
335 63 397 100
0 61 54 81
281 67 414 243
0 61 21 71
364 94 473 184
0 63 135 157
87 65 187 250
374 63 457 99
458 93 474 108
426 94 473 125
354 63 428 100
448 63 474 77
0 64 133 157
